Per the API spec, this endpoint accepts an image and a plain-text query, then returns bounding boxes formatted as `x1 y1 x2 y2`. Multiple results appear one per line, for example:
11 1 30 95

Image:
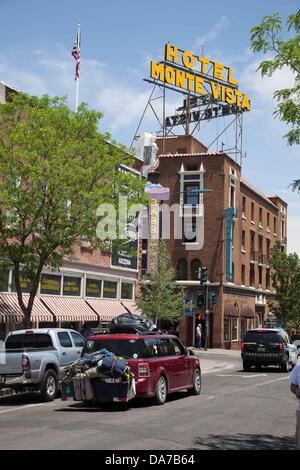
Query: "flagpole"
75 20 80 113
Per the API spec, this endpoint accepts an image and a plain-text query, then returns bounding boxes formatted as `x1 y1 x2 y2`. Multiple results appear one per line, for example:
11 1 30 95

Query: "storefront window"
11 271 33 294
224 318 230 341
40 274 61 295
121 282 134 300
86 279 102 298
103 281 118 299
0 270 9 292
231 318 238 341
63 276 81 296
241 317 247 339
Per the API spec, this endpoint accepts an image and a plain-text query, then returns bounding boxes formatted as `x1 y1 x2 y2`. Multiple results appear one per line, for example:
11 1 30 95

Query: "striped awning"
121 301 142 315
40 296 98 322
0 293 53 323
85 299 126 321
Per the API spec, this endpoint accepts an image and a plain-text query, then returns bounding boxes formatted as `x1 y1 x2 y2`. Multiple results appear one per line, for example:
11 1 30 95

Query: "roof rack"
136 330 163 336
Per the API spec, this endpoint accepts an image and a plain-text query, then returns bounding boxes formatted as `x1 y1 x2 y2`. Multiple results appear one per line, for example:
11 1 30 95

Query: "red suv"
82 333 201 405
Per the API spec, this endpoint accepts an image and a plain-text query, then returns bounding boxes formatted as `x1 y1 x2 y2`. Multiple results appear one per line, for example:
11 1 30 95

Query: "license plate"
257 347 265 352
0 376 6 384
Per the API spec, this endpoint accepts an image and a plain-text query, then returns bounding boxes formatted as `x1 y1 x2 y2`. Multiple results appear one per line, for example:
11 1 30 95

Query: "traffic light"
200 266 208 285
210 292 217 307
196 292 204 307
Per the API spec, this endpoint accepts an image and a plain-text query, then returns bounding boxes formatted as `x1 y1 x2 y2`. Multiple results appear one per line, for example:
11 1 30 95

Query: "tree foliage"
250 10 300 146
0 93 145 327
137 242 186 327
268 241 300 327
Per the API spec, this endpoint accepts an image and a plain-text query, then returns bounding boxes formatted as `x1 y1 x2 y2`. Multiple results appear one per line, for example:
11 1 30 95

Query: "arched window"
177 259 188 280
191 259 201 280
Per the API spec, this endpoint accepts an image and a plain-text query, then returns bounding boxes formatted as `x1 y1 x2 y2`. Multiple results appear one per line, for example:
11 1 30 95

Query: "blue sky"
0 0 299 254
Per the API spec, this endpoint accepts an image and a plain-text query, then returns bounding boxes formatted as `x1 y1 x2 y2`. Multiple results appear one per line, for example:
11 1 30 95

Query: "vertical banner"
145 183 169 274
224 208 237 281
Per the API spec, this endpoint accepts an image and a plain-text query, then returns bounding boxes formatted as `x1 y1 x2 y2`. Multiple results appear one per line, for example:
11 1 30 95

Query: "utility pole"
204 280 210 350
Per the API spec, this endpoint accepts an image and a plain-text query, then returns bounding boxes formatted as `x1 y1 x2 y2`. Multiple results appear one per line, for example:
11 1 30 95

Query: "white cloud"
193 16 230 52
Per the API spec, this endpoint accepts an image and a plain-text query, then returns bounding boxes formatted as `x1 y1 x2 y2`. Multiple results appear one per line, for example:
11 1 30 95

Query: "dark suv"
82 333 201 405
241 328 298 372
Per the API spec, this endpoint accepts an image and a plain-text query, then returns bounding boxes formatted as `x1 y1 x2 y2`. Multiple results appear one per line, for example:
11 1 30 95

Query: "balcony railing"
258 252 266 265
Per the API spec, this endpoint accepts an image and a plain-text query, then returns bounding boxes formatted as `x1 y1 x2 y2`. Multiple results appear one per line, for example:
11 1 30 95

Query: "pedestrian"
289 362 300 449
196 323 202 349
80 322 93 339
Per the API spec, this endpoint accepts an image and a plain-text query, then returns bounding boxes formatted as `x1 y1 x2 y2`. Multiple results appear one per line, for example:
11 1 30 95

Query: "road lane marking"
0 401 57 414
216 374 268 378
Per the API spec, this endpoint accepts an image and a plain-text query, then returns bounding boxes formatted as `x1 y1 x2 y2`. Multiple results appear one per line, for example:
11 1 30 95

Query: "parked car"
291 334 300 357
241 328 298 372
82 333 201 405
0 328 86 401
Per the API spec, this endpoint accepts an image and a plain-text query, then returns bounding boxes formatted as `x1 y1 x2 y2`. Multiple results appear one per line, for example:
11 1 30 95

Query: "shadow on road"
193 433 297 450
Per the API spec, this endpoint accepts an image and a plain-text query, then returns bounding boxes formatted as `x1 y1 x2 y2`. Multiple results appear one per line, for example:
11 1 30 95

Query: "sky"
0 0 299 254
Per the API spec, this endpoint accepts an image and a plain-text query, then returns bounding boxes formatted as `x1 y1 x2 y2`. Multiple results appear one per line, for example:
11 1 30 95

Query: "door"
170 338 191 387
56 332 78 367
70 332 86 360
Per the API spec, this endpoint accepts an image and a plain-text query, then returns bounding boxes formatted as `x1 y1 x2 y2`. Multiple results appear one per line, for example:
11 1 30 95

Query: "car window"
82 339 144 359
171 338 185 356
157 338 175 357
70 332 85 348
244 331 281 343
5 334 24 349
57 332 72 348
34 334 53 348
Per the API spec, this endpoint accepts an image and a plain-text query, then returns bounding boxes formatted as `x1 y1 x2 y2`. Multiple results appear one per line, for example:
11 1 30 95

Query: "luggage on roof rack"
109 312 159 334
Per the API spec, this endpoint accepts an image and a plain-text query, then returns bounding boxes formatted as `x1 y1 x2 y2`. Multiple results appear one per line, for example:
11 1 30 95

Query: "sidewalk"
190 347 242 374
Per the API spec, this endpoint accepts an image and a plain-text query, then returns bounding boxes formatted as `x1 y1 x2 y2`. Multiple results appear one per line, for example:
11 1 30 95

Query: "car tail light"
138 363 150 378
25 330 34 334
241 340 244 352
22 354 31 370
279 342 284 353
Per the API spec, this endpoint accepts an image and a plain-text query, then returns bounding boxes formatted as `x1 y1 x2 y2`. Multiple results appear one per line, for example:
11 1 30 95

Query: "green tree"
250 10 300 147
137 242 186 327
0 93 145 327
268 241 300 326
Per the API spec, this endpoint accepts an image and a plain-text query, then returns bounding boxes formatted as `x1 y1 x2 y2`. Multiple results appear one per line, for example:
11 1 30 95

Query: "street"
0 354 297 450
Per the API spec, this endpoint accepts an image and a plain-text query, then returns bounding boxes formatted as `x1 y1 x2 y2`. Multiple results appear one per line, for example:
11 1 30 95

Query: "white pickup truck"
0 328 86 401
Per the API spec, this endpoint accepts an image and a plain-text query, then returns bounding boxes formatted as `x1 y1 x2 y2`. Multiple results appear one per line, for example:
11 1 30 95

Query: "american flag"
71 29 80 80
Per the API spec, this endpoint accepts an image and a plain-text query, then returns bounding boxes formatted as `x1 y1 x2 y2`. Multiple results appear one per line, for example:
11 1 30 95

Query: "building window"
86 279 102 298
258 266 263 289
266 268 270 290
184 183 199 206
266 239 271 266
231 318 238 341
191 259 201 281
242 196 246 218
11 271 33 294
63 276 81 296
241 317 247 339
259 207 263 227
242 230 246 252
121 282 134 300
103 281 118 299
241 265 245 285
229 175 236 208
251 202 255 222
177 259 188 280
250 264 255 287
274 217 277 234
41 274 61 295
232 263 235 283
0 269 9 292
224 318 230 341
267 212 270 231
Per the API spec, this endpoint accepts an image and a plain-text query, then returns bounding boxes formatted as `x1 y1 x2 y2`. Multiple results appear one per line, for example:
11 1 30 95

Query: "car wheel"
188 369 201 396
40 370 58 402
152 375 167 405
281 359 289 373
243 361 251 372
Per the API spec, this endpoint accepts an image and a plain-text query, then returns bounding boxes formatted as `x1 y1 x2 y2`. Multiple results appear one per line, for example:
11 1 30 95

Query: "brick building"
0 81 142 338
147 134 287 349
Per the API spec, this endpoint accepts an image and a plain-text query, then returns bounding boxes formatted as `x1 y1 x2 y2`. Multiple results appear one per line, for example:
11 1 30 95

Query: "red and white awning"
85 299 126 321
0 293 53 323
40 296 98 322
121 301 142 315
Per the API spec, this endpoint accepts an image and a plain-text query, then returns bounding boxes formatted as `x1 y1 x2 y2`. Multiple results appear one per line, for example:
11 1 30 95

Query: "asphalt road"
0 363 297 450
